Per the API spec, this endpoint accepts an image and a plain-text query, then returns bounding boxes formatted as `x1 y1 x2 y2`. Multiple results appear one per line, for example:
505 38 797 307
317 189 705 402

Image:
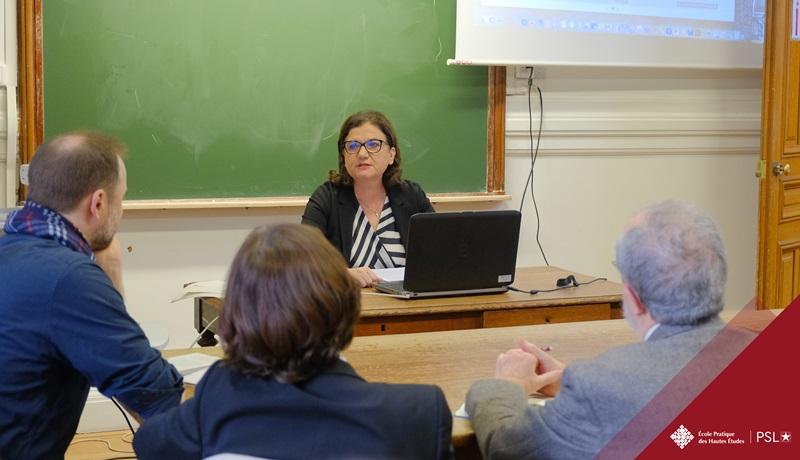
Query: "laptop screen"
402 210 521 293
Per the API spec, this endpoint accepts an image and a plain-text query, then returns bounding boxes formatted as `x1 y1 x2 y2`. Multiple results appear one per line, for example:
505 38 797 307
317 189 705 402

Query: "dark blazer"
134 360 454 460
301 180 434 264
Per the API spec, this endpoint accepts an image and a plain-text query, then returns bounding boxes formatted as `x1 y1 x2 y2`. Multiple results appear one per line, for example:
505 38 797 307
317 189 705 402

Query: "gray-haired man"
467 201 736 459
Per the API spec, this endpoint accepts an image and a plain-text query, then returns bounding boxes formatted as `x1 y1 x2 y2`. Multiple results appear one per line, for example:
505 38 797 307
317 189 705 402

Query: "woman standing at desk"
133 224 453 459
302 110 434 287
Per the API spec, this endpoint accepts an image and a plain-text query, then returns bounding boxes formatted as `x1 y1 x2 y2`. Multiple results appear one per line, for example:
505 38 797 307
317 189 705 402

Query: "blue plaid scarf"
3 200 94 259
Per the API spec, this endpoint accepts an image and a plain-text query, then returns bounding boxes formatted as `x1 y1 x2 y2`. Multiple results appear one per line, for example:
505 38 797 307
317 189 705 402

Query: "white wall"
502 66 760 313
116 66 761 349
0 0 8 207
1 0 18 209
0 86 7 207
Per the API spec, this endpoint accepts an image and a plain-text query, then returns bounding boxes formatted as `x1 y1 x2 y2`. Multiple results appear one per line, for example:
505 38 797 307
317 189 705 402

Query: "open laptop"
374 210 521 299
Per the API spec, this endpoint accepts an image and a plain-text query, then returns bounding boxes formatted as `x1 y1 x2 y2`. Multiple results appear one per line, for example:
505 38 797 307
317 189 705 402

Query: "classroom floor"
66 430 134 460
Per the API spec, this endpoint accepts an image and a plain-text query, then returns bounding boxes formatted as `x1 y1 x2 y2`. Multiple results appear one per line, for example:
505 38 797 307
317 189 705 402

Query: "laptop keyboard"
377 280 405 291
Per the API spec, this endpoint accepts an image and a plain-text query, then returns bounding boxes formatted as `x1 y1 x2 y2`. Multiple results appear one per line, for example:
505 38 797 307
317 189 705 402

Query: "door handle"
772 162 791 176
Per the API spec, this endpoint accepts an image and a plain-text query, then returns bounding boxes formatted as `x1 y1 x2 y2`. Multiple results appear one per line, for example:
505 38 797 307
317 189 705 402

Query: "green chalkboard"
42 0 489 200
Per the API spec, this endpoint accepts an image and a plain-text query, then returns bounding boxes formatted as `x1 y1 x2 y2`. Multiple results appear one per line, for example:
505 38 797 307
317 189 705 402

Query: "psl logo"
755 431 791 443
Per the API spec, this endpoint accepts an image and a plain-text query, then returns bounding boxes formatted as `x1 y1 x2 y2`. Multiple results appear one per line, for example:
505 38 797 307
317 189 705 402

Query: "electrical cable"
509 277 607 295
110 397 135 436
518 66 549 266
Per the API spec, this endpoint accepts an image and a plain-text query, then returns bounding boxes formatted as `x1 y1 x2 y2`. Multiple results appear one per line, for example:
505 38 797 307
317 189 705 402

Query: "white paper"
172 280 225 303
454 403 470 419
372 267 405 282
183 367 210 385
454 397 549 419
167 353 219 375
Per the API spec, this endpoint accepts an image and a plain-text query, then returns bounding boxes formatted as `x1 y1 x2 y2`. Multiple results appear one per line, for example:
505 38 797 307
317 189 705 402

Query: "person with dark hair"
133 224 453 459
0 132 183 459
466 201 739 459
302 110 435 287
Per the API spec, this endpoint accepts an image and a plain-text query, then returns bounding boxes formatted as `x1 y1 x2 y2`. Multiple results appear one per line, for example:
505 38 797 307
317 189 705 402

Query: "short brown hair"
330 110 403 188
219 224 361 383
28 132 127 213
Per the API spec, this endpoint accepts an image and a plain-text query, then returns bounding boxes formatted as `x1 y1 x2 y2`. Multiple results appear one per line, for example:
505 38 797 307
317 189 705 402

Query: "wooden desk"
67 308 778 459
195 266 622 340
68 319 636 459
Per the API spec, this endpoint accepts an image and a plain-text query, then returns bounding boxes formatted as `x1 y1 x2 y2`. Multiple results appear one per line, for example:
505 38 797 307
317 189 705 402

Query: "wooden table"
182 321 636 449
195 266 622 341
66 307 778 459
68 319 636 459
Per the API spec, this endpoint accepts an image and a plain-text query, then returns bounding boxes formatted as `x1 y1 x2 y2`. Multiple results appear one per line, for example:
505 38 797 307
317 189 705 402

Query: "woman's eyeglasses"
343 139 388 155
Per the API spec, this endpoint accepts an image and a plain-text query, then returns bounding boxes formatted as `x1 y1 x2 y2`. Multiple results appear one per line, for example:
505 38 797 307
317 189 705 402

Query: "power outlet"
514 65 535 80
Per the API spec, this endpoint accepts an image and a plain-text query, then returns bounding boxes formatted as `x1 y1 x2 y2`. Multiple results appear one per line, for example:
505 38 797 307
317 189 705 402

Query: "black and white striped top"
349 197 407 268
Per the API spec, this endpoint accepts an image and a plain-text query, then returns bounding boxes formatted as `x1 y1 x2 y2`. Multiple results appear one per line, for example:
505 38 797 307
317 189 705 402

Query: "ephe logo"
670 425 694 449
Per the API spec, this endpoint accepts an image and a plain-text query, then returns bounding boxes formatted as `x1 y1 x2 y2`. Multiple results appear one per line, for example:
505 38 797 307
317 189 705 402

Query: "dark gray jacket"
467 317 754 459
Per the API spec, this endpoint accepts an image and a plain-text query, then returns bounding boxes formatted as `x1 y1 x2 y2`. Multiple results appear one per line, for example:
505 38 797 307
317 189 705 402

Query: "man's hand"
94 235 125 297
495 348 562 396
348 267 383 288
519 340 565 396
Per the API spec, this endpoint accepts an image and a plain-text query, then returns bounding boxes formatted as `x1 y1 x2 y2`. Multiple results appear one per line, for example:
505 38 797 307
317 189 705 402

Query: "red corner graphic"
596 299 798 459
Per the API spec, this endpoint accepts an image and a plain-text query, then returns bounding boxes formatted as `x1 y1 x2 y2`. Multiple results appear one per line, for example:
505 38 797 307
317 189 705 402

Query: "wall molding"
505 112 760 157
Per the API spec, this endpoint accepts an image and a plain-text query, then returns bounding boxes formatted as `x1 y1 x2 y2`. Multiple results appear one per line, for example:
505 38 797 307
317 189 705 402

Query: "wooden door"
757 0 800 308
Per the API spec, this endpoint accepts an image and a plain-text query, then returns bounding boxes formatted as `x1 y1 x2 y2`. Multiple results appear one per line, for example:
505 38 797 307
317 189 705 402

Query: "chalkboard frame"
18 0 509 209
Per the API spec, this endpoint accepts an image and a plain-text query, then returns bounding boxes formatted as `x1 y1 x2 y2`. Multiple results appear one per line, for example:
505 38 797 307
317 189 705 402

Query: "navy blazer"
301 180 435 264
134 359 454 460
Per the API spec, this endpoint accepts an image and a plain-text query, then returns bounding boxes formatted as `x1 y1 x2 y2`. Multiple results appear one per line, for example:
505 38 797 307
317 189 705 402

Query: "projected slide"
474 0 764 43
452 0 764 68
482 1 736 22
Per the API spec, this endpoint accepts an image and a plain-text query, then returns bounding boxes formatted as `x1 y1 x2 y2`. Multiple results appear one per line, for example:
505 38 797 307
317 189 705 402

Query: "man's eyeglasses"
343 139 388 155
